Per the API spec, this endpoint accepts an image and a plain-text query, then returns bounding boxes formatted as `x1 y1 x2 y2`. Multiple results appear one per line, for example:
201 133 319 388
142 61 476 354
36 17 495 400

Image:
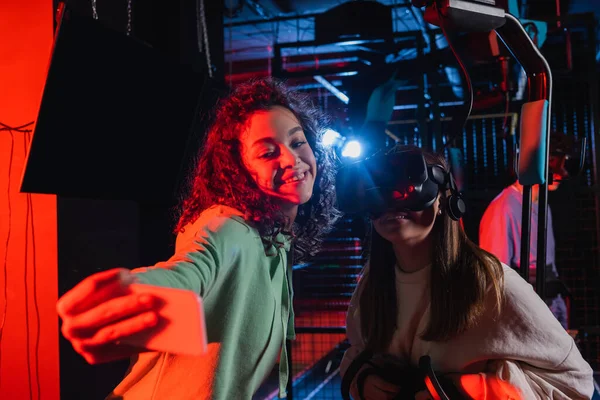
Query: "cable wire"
436 5 474 153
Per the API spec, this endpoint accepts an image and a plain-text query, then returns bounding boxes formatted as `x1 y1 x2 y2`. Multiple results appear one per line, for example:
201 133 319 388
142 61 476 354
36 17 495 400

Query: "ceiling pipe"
225 3 413 27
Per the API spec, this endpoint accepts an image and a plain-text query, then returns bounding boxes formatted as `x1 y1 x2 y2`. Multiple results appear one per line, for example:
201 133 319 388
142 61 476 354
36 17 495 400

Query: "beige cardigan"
341 263 594 399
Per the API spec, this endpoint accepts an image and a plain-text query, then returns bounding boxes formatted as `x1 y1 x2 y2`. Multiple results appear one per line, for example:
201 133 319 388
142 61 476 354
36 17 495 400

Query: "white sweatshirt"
340 263 594 399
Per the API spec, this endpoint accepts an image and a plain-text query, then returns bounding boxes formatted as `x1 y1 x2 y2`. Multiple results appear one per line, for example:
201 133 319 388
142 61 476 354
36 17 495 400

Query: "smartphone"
121 283 208 356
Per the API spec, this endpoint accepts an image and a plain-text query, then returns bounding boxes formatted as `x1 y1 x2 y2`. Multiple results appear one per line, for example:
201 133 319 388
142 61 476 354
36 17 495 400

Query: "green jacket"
107 205 295 399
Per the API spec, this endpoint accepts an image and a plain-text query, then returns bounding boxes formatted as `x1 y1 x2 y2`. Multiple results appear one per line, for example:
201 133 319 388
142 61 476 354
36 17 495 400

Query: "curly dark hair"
175 77 342 262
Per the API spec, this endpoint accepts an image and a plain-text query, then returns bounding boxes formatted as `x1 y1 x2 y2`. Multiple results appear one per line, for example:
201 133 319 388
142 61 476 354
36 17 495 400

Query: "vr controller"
336 148 466 220
340 350 461 400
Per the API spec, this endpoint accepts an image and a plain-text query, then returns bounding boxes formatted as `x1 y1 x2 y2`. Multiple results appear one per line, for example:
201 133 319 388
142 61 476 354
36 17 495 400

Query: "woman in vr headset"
56 78 341 400
340 145 593 399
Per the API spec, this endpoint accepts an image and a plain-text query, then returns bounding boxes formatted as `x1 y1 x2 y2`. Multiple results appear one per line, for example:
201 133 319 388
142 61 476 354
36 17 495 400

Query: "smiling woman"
176 78 341 261
241 106 317 220
56 77 342 400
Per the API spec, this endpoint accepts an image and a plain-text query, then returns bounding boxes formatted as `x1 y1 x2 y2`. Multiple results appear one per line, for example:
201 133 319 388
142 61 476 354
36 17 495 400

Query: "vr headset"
336 147 466 220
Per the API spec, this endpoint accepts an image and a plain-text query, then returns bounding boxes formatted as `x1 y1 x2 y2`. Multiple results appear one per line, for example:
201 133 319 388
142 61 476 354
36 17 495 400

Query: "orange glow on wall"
0 0 59 399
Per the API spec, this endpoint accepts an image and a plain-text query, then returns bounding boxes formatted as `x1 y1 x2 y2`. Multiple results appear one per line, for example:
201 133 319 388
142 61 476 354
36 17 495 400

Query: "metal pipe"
521 185 533 281
586 20 600 297
495 13 553 290
536 183 548 297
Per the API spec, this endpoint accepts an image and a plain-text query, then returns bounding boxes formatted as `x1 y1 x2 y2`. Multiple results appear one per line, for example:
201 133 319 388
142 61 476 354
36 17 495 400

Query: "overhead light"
392 101 465 110
336 38 385 46
314 75 350 104
341 140 362 158
336 71 358 77
322 129 342 147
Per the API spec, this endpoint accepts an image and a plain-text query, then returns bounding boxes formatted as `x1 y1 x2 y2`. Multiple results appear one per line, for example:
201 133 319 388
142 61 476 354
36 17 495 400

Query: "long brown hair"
359 146 504 352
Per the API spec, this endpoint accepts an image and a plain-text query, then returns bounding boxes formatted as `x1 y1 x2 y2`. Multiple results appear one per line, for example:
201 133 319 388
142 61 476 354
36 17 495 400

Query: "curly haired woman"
57 78 342 400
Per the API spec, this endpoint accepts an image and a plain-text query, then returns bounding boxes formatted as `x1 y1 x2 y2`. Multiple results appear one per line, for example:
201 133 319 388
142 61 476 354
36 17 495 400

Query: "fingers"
414 390 434 400
75 342 147 365
78 310 157 347
61 293 156 340
368 375 401 393
57 269 160 366
57 268 135 317
70 311 158 364
361 375 401 400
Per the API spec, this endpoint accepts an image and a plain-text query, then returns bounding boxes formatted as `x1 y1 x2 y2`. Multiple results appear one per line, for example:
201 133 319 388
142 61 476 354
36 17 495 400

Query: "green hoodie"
106 205 295 399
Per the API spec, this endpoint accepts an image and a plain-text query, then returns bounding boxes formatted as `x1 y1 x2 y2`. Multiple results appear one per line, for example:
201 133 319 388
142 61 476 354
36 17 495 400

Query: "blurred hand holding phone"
57 268 208 364
121 283 208 356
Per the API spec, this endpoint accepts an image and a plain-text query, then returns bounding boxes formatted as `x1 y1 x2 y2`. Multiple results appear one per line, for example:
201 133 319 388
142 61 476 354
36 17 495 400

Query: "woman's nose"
280 147 298 168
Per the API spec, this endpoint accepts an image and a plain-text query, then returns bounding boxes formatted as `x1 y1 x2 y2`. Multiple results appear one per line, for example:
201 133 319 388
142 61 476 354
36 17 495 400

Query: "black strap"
419 355 451 400
341 351 466 400
341 350 426 400
341 350 374 400
419 355 467 400
435 375 467 399
356 367 378 399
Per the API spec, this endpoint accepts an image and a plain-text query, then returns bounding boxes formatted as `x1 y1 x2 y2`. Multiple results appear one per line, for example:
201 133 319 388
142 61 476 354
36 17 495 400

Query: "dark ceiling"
222 0 600 64
214 0 600 139
55 0 600 129
219 0 600 101
223 0 424 62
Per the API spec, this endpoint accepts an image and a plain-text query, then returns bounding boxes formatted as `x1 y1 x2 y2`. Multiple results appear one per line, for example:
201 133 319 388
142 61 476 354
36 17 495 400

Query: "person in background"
341 145 593 399
479 132 574 329
56 77 342 400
